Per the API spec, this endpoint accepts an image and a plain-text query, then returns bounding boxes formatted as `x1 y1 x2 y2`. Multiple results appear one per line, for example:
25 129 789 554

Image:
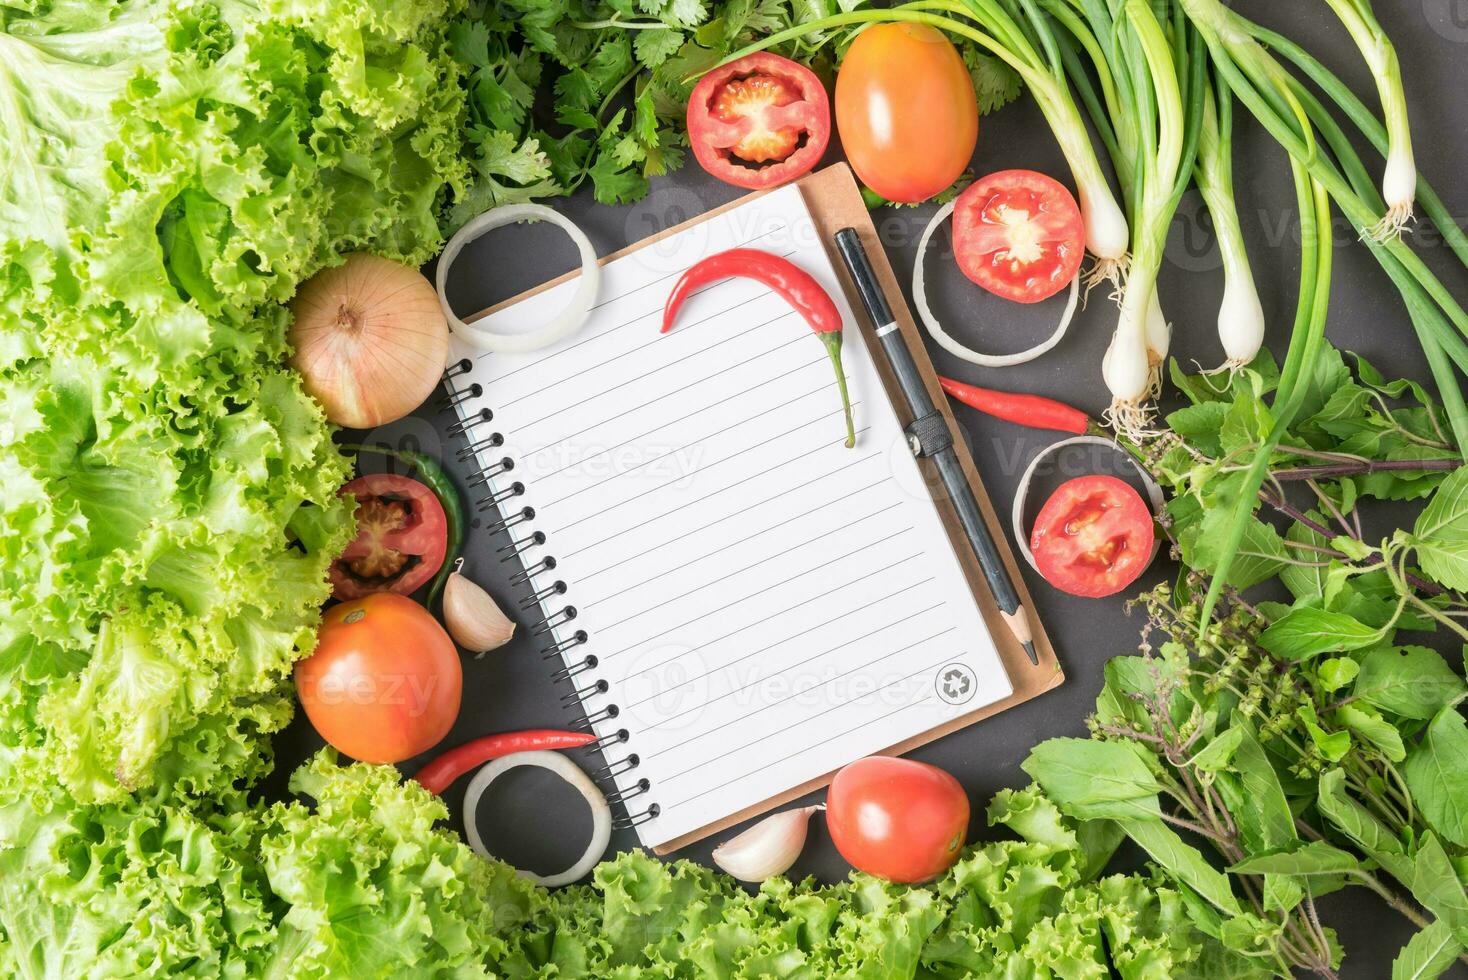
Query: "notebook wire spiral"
441 357 659 832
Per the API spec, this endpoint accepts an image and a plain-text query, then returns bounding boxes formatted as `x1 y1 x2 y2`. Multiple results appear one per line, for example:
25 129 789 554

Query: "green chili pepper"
340 443 465 611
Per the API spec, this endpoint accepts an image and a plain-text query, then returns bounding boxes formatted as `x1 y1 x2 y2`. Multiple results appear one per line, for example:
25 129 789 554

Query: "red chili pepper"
662 248 856 448
413 729 595 795
937 376 1096 436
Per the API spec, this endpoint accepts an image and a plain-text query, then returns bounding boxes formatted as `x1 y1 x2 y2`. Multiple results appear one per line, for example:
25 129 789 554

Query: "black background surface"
267 4 1468 975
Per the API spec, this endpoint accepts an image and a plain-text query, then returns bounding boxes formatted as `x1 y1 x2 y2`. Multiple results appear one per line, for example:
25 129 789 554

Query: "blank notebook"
445 183 1014 851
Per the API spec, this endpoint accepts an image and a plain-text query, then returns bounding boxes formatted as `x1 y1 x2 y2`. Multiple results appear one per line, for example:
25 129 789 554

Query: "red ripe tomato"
954 170 1085 303
295 593 461 764
826 756 969 883
1030 475 1155 598
330 474 447 600
834 24 978 203
687 52 831 190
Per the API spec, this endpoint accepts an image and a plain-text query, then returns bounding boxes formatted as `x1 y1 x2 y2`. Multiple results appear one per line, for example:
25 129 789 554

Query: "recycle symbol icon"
936 664 976 704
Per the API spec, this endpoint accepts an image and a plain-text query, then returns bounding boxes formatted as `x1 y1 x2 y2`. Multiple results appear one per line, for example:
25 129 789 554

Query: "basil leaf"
1021 739 1162 820
1317 657 1360 692
1259 608 1383 661
1165 402 1230 456
1316 769 1416 887
1228 841 1359 876
1412 833 1468 947
1413 467 1468 589
1356 646 1467 721
1403 708 1468 847
1335 704 1406 762
1117 819 1242 916
1391 920 1463 980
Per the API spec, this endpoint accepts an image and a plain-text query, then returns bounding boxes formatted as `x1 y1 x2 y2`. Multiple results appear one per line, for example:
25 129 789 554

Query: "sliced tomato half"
687 52 831 190
330 474 448 600
953 169 1085 304
1030 475 1154 598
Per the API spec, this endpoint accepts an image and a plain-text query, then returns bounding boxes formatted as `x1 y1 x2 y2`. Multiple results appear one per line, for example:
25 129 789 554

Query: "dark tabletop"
267 4 1468 975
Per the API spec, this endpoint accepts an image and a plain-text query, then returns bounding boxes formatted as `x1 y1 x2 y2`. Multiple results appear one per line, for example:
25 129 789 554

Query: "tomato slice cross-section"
953 169 1085 304
687 52 830 190
329 473 448 600
1029 474 1154 598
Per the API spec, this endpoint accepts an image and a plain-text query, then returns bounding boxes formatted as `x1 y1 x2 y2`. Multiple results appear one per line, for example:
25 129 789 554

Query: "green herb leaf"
1281 519 1331 603
1227 841 1359 876
1317 769 1416 886
1412 467 1468 589
1402 707 1468 847
1166 402 1231 457
1115 819 1242 916
1021 738 1162 820
1259 607 1383 661
1191 727 1245 772
1355 646 1467 720
1391 920 1463 980
1412 833 1468 947
1316 657 1360 692
1334 703 1406 762
1299 712 1352 762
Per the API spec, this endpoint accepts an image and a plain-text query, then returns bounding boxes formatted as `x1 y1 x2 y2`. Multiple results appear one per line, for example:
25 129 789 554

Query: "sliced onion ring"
913 199 1079 367
1011 435 1167 573
436 204 600 354
462 749 611 887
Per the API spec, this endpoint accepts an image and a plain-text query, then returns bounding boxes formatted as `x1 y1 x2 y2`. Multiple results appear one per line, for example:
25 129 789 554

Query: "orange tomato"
295 593 461 764
834 24 978 203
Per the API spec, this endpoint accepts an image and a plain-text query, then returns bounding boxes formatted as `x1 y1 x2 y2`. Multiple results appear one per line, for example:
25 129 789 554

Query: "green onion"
1319 0 1416 240
1193 79 1264 373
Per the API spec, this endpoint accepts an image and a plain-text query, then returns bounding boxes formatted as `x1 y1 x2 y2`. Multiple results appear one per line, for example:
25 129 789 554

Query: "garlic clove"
443 570 515 654
711 805 824 882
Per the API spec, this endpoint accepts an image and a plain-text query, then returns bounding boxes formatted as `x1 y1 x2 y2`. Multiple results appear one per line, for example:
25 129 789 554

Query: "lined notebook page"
449 184 1011 849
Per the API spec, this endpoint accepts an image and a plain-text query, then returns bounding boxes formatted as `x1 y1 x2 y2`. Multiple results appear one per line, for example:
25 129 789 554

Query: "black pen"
833 228 1039 665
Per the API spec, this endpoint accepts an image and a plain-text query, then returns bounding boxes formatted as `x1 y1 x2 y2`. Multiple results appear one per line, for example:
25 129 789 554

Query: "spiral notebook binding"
442 363 651 834
448 407 493 437
476 481 524 512
550 655 597 683
510 556 556 586
458 431 504 461
520 579 566 609
613 803 661 830
540 629 588 659
468 458 513 487
498 530 545 560
605 778 652 806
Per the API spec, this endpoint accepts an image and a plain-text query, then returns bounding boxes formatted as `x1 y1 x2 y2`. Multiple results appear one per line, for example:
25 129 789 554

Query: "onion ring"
436 204 600 354
1010 435 1167 573
462 749 611 887
913 200 1078 367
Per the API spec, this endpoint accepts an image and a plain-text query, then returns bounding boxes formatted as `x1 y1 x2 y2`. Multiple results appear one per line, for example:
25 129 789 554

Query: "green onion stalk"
1087 0 1199 435
1199 142 1336 633
1193 79 1265 374
1026 0 1217 422
717 2 1132 282
1318 0 1416 240
1245 21 1468 270
1180 0 1468 378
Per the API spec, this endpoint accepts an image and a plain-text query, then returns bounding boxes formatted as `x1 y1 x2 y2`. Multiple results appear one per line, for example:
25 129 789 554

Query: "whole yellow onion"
289 253 449 428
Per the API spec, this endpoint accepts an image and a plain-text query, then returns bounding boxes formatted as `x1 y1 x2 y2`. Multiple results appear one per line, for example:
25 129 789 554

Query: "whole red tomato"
835 24 978 203
826 756 969 882
295 593 461 764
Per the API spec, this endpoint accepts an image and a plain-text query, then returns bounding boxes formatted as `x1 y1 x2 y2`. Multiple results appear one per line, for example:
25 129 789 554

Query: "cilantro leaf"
965 49 1022 114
